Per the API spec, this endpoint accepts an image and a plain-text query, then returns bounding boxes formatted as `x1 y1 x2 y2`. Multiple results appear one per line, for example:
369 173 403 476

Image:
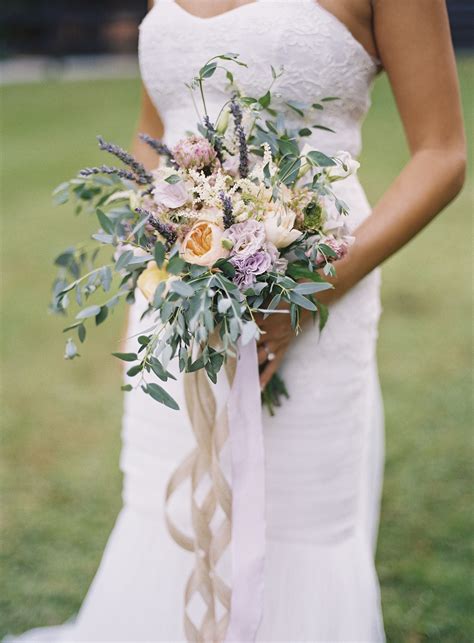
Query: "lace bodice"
139 0 379 155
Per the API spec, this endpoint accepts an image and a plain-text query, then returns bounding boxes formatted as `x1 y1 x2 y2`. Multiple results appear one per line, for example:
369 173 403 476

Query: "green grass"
1 58 472 641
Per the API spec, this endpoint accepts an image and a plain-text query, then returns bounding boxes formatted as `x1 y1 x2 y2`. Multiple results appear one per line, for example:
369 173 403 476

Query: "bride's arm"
131 85 165 170
326 0 466 299
258 0 466 386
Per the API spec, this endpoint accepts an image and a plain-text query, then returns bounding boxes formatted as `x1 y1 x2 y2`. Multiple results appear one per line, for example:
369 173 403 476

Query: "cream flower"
180 220 229 267
137 261 172 301
263 201 302 249
326 150 360 181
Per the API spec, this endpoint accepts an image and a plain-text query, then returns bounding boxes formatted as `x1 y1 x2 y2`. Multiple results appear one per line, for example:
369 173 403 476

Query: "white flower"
222 155 240 177
153 179 190 209
320 197 353 238
263 201 302 249
326 151 360 181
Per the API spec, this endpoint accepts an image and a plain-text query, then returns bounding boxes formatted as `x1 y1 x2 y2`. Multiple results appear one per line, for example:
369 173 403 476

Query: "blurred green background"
1 57 473 642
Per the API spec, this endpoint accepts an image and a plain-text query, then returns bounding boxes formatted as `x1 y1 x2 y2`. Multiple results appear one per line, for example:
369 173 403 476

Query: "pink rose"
172 135 217 170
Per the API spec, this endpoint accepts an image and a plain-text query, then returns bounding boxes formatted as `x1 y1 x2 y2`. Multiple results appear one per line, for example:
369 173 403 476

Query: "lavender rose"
231 249 274 289
224 220 266 258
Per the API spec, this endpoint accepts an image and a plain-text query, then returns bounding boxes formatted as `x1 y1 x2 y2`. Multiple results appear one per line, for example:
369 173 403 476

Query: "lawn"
1 57 472 641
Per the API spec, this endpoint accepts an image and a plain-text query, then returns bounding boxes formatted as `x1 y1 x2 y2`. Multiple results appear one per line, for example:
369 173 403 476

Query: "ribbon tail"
225 339 266 642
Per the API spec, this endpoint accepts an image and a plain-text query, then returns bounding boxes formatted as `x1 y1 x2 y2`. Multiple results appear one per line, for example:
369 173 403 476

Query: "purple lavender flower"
230 98 249 178
219 191 234 229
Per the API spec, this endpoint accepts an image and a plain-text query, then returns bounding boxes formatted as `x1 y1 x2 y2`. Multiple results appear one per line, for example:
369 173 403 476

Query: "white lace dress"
8 1 386 641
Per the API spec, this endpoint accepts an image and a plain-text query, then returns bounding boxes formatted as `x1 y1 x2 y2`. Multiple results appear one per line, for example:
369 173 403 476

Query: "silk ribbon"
164 339 265 642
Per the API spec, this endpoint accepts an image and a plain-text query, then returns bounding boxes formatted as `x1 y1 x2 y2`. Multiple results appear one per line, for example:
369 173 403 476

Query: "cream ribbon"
165 355 237 643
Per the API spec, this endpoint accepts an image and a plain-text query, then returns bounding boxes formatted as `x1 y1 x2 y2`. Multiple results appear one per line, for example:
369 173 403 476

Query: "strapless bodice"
138 0 379 155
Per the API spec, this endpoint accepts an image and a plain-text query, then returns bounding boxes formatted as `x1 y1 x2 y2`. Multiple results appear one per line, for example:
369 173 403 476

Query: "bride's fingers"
258 347 267 365
257 340 277 365
259 353 281 389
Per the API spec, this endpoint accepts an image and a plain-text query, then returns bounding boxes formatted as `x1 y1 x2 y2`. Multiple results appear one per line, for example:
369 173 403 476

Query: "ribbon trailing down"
164 339 266 643
225 340 266 643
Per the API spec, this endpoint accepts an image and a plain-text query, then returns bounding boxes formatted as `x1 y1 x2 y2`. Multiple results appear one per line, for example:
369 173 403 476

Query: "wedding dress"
8 1 386 641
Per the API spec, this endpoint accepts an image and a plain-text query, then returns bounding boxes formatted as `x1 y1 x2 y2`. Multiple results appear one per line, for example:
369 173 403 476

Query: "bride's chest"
139 0 376 121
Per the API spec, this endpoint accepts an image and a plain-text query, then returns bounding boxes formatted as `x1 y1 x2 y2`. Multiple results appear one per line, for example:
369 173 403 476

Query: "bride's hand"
255 267 351 388
255 305 294 389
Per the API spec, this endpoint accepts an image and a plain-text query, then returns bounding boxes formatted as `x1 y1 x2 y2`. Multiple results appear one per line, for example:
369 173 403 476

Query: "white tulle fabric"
7 1 386 641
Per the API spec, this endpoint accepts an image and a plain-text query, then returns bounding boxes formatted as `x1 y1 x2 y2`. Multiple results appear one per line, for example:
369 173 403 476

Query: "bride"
10 1 465 642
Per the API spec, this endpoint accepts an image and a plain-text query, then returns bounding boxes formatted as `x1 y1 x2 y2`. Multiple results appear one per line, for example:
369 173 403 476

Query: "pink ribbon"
225 340 266 642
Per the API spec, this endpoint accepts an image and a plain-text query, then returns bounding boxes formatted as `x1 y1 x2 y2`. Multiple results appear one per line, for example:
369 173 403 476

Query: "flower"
153 179 190 209
312 235 355 266
326 151 360 181
263 201 302 248
231 249 274 289
215 107 230 135
222 154 240 177
180 220 229 266
106 189 142 211
137 261 172 301
172 135 217 170
224 220 266 257
320 197 352 238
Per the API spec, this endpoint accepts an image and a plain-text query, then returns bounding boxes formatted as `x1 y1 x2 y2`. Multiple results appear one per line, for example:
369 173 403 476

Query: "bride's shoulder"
316 0 379 62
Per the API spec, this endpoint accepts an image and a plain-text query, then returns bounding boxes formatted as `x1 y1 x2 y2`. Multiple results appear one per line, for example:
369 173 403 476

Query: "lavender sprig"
79 165 147 184
138 133 178 168
97 136 153 184
219 191 234 229
230 98 249 178
136 207 178 247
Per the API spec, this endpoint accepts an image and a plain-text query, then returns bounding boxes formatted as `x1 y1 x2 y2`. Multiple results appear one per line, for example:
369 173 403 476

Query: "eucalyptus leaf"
127 364 143 377
294 282 333 295
92 232 114 244
142 383 180 410
76 305 102 320
167 255 186 275
115 250 134 272
259 91 271 109
154 242 166 268
112 352 138 362
165 174 181 184
170 279 194 297
306 150 336 167
96 209 115 234
200 62 217 79
217 298 232 314
288 291 317 311
78 324 86 343
95 305 109 325
241 321 259 346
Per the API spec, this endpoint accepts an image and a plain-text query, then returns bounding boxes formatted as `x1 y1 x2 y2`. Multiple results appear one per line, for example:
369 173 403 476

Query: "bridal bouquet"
51 53 358 413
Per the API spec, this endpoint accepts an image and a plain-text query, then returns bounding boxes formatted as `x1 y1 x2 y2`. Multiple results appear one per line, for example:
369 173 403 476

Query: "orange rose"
180 221 229 267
